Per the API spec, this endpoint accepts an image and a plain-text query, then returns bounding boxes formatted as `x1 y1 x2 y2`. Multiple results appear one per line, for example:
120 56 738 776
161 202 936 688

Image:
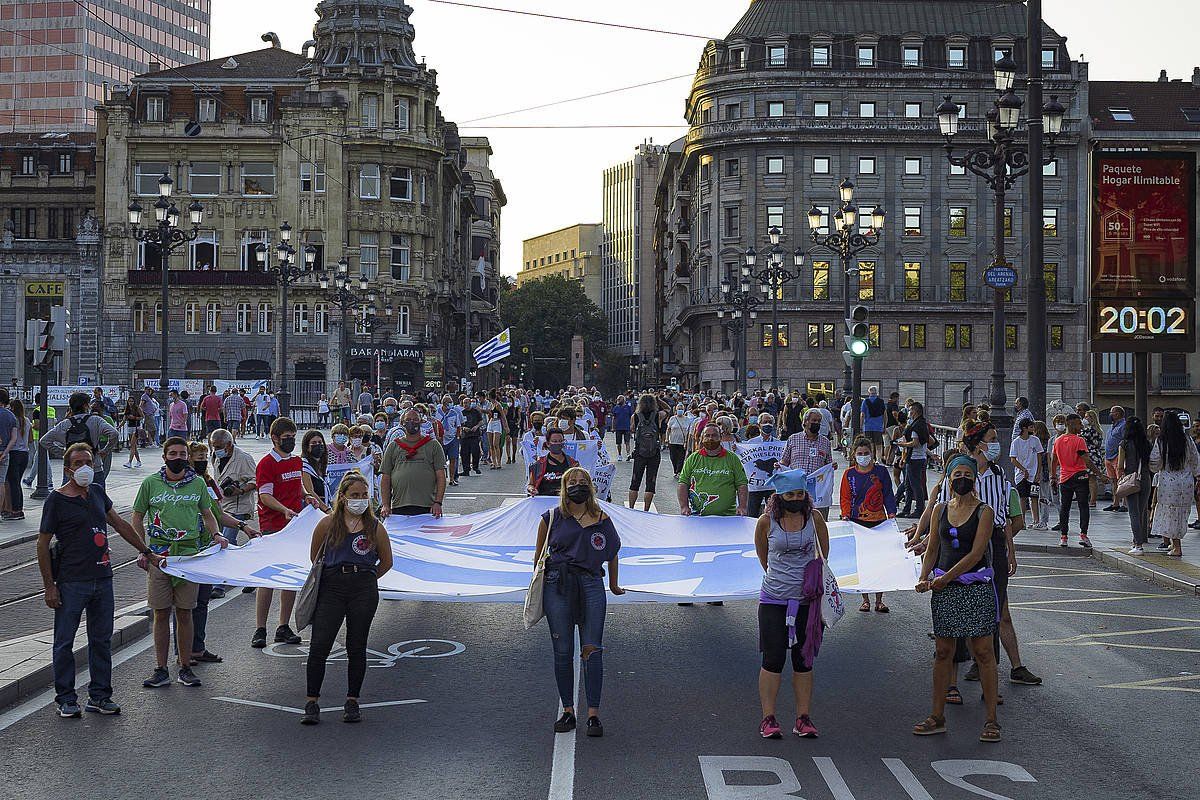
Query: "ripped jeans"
543 565 607 710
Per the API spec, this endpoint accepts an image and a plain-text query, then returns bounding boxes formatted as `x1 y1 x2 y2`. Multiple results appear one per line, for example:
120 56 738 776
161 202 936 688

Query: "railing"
126 269 277 287
684 283 1078 307
1161 373 1191 392
686 116 1082 145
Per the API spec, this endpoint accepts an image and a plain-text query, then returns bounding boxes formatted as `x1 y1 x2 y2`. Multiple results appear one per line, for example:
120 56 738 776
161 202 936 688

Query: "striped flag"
473 328 512 368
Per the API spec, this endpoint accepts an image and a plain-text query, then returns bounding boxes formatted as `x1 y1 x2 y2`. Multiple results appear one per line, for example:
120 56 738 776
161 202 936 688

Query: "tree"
500 275 606 390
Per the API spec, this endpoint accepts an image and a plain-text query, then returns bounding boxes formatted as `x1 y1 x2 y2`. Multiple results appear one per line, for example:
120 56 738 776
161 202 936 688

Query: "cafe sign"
26 281 65 298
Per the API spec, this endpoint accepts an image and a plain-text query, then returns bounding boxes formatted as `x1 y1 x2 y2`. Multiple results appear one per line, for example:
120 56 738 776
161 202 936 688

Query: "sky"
209 0 1200 276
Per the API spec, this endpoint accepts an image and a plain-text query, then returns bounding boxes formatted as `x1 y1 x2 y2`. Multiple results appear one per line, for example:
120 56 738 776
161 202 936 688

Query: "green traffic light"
849 339 869 357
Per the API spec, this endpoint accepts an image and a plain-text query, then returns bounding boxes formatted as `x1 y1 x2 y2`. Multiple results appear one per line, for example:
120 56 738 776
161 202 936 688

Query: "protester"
679 423 748 518
628 394 665 512
1149 411 1200 558
436 395 464 486
611 395 633 460
254 388 271 437
164 390 188 439
301 430 331 511
666 403 692 478
379 409 447 518
913 454 1001 743
1078 406 1104 508
133 437 225 688
198 386 223 437
2 397 30 520
301 472 393 725
779 409 833 520
486 407 505 469
534 467 623 737
895 401 934 518
840 437 896 613
1119 416 1153 555
744 413 782 517
858 387 887 460
38 443 165 716
121 397 144 468
459 396 484 476
41 392 118 489
330 381 351 423
528 429 577 497
223 388 247 441
209 428 256 551
1010 418 1045 529
1050 414 1097 548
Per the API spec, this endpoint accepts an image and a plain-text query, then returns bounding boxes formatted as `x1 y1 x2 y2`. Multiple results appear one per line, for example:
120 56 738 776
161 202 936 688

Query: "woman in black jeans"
1120 417 1153 555
302 472 393 725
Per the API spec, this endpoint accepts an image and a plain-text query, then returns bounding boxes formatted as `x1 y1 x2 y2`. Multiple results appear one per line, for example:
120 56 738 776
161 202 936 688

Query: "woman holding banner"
528 429 577 497
840 437 897 614
754 469 830 740
301 430 331 512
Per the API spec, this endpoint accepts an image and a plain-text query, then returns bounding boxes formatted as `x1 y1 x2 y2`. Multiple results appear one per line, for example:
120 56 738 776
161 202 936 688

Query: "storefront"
347 344 425 396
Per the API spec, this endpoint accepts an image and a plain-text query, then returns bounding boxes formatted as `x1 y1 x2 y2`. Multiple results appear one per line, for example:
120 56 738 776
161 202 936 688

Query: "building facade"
655 0 1089 423
602 141 665 359
0 0 210 131
0 132 100 385
95 0 499 398
519 223 604 307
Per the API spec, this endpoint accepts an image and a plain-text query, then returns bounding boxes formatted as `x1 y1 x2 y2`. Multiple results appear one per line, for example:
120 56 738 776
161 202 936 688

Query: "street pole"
1027 0 1047 420
841 253 852 407
1133 352 1149 421
159 228 169 397
32 363 50 500
770 281 779 393
991 176 1013 472
278 276 289 415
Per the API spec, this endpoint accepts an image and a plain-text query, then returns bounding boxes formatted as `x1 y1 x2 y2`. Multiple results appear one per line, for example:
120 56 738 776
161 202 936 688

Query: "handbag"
1115 468 1141 501
814 532 846 628
294 538 328 632
523 508 553 629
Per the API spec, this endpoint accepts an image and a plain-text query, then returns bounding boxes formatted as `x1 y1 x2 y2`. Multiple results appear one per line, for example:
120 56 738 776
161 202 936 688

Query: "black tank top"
936 502 989 574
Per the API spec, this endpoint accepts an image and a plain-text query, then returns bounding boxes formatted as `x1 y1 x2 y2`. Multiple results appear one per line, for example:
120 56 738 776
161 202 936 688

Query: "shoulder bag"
294 536 328 632
1114 448 1141 501
523 508 554 630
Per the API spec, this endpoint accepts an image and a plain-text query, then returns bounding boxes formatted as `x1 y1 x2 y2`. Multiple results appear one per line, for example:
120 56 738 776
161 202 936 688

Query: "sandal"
860 598 872 612
875 602 890 613
912 715 946 736
945 686 963 705
979 720 1002 743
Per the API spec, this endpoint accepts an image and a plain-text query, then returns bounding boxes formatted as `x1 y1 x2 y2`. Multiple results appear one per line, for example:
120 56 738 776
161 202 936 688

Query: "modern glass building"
0 0 210 130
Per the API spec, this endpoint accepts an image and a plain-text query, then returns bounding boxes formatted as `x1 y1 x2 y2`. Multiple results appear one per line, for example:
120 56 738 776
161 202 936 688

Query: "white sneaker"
1128 546 1144 555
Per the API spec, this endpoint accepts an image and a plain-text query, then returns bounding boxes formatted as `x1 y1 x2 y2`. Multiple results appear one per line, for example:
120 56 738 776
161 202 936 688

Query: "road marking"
213 696 426 714
1099 674 1200 693
547 638 581 800
1031 641 1200 655
1011 606 1200 622
1005 584 1160 594
1008 570 1113 580
261 638 466 668
447 492 527 497
1016 563 1108 573
1031 625 1200 645
813 757 856 800
1009 593 1174 606
882 758 935 800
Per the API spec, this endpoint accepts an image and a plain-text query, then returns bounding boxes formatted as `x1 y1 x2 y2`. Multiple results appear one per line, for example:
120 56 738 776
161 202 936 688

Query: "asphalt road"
1 442 1198 800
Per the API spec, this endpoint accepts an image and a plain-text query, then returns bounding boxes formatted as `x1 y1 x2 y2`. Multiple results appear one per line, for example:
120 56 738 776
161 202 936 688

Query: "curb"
1016 541 1200 595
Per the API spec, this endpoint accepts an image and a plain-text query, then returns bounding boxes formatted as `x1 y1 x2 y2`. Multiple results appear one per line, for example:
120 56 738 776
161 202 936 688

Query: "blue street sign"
747 369 758 379
984 264 1018 289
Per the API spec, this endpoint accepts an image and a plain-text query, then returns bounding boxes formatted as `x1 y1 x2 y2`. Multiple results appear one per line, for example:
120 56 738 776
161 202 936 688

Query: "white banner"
47 385 122 406
163 498 921 601
735 440 785 491
519 435 615 500
324 455 376 504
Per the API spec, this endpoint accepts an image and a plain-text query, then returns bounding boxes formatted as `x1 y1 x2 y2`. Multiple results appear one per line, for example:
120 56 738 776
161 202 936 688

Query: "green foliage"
500 275 607 390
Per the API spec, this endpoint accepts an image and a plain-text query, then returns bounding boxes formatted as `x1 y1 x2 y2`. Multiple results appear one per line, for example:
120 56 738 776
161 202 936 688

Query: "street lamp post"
717 265 761 394
807 181 885 436
318 256 367 381
744 227 804 393
257 222 315 416
128 173 204 397
936 55 1064 465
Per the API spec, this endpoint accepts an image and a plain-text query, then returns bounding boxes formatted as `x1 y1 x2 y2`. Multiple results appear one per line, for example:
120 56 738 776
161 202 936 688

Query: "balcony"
1161 373 1192 393
126 268 277 287
684 283 1078 308
685 116 1081 148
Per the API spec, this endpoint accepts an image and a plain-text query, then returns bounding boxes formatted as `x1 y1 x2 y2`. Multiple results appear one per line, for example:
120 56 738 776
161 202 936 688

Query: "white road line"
446 492 527 497
547 639 581 800
813 757 856 800
213 696 426 714
882 758 935 800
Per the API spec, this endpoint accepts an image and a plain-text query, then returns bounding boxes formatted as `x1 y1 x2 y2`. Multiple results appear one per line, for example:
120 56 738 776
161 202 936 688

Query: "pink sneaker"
793 714 819 738
759 715 782 739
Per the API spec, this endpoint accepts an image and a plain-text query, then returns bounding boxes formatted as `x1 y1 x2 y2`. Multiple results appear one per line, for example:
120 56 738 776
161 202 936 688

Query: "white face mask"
346 498 370 516
855 455 872 468
558 419 570 430
1055 424 1066 433
350 437 363 448
71 464 94 488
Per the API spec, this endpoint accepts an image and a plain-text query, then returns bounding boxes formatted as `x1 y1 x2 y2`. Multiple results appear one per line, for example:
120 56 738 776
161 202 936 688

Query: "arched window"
205 301 221 333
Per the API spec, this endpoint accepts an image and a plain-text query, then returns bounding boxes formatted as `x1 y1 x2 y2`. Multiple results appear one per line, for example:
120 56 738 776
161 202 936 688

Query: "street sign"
984 264 1018 289
746 369 757 379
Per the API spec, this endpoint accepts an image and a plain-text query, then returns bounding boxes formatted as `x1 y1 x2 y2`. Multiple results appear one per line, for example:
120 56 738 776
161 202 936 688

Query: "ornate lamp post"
717 265 761 394
257 221 315 415
744 226 804 392
318 256 366 380
128 172 204 396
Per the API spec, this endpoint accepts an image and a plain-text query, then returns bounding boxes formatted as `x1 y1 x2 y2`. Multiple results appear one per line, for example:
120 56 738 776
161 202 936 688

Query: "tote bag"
523 509 554 630
814 532 846 628
294 539 327 632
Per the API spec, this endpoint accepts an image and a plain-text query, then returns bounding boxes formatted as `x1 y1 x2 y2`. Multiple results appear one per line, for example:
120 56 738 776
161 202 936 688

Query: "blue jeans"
543 566 607 710
52 577 115 705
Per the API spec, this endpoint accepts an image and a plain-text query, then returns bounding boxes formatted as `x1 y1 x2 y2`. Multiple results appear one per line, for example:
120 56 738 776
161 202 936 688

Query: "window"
197 96 217 122
812 262 830 300
62 208 74 238
859 102 875 118
189 231 218 269
903 206 922 236
359 164 381 199
869 324 881 348
903 262 922 300
57 153 72 173
729 48 746 69
189 161 219 196
20 208 35 239
206 302 221 333
949 262 967 302
47 208 58 239
768 45 787 67
700 155 713 182
945 324 973 350
812 157 830 174
20 155 35 175
948 46 966 68
1043 208 1058 237
857 261 875 301
857 46 875 67
146 96 164 121
391 234 411 281
905 102 921 118
396 304 411 337
767 204 784 229
1003 207 1014 238
1109 108 1134 122
958 103 968 119
395 97 410 131
950 162 966 176
257 303 273 335
300 162 326 193
723 206 740 238
135 162 170 196
944 325 957 350
133 301 149 333
1050 324 1064 350
1044 262 1059 302
903 45 921 67
699 101 714 124
314 303 328 334
813 206 830 235
768 101 785 118
763 324 789 348
721 103 742 120
236 302 252 334
360 94 379 128
293 302 309 334
1100 352 1134 385
949 206 967 237
241 162 276 195
1043 159 1058 176
240 230 268 270
813 101 830 118
1041 48 1057 70
249 97 269 123
904 157 921 175
359 233 379 280
1005 325 1018 350
811 45 830 67
185 302 201 334
1183 108 1200 124
700 206 711 237
993 47 1012 64
767 157 784 174
859 157 876 175
724 159 740 178
390 167 413 200
899 323 926 349
154 302 163 334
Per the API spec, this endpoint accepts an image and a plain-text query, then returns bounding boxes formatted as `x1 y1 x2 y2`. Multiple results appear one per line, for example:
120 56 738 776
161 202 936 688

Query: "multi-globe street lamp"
318 256 370 380
717 265 761 394
743 227 804 393
256 221 315 415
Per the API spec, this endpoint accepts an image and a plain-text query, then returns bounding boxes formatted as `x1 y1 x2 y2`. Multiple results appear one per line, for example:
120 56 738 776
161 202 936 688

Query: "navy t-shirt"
0 406 16 452
41 485 115 582
542 509 621 577
611 403 633 431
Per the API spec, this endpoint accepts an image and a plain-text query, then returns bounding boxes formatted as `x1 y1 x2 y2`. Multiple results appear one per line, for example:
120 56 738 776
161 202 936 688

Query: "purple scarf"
931 566 994 585
759 555 827 669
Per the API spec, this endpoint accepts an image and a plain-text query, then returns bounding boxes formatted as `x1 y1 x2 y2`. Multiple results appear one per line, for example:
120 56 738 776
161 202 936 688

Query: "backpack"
64 413 96 449
865 396 885 418
634 412 661 459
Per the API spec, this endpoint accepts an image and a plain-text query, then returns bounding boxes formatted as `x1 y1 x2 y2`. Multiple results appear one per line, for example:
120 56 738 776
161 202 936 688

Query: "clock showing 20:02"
1090 300 1194 352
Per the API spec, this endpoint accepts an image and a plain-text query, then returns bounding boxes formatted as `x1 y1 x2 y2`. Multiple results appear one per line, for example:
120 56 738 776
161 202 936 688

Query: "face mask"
761 424 774 435
404 422 420 435
952 477 974 496
374 421 386 431
309 445 326 458
1055 424 1066 433
547 443 564 455
165 457 188 475
807 423 821 434
192 460 208 473
350 437 363 448
533 423 542 432
702 440 721 453
346 498 370 516
856 455 872 467
71 464 94 488
334 434 348 445
676 409 685 416
779 497 807 514
985 442 1001 460
558 419 570 430
278 437 296 454
566 484 591 504
749 415 759 424
385 406 397 414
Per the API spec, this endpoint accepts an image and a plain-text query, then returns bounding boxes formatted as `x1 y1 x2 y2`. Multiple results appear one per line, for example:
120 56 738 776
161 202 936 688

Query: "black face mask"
404 422 421 435
278 436 296 454
309 445 326 458
547 443 564 455
165 458 188 475
952 477 974 496
191 460 208 474
779 497 807 514
566 484 591 504
807 423 821 434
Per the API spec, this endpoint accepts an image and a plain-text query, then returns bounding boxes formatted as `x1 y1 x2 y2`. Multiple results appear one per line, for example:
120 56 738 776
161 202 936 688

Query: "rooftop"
133 47 309 83
1090 78 1200 133
0 132 95 149
726 0 1057 40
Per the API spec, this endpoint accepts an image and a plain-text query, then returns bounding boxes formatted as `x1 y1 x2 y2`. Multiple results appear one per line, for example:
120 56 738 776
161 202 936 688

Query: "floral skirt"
930 581 997 639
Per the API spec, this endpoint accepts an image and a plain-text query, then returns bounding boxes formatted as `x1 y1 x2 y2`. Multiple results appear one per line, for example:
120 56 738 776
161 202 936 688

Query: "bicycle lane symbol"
262 638 466 668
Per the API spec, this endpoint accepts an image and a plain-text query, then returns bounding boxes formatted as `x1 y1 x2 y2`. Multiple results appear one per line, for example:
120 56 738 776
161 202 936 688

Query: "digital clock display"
1090 300 1195 352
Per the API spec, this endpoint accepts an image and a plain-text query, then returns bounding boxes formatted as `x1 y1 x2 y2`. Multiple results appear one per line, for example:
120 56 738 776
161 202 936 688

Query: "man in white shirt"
1010 417 1046 529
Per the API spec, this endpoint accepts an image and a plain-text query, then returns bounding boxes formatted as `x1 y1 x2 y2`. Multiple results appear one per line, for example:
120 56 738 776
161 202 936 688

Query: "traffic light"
844 304 870 360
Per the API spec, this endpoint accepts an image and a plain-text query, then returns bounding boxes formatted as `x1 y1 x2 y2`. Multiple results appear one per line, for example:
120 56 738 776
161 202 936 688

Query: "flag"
473 327 511 368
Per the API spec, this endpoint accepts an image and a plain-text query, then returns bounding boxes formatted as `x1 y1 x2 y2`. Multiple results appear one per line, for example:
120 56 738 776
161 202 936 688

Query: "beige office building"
519 223 603 308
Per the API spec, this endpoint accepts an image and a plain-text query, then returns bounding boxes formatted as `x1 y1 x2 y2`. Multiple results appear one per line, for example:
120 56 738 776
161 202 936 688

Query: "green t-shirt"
133 472 214 557
679 449 748 516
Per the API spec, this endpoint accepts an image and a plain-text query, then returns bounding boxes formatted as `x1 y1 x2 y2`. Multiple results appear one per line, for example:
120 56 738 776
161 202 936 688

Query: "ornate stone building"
95 1 500 397
655 0 1089 421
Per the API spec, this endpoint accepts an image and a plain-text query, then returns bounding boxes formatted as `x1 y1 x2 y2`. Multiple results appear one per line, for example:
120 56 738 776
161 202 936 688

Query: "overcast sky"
210 0 1200 275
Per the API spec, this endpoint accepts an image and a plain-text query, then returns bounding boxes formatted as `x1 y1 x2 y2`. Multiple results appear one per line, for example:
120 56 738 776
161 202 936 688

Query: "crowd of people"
25 381 1200 742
